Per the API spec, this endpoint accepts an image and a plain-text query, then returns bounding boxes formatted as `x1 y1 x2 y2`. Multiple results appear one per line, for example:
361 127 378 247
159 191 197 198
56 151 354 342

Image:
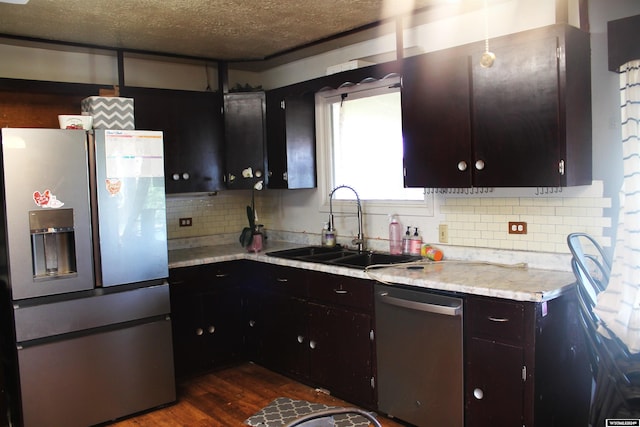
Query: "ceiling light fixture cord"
480 0 496 68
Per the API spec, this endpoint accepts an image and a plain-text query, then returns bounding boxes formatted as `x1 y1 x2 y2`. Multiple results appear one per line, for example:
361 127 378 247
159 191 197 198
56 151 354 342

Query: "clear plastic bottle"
388 214 402 255
321 222 328 246
323 223 336 247
401 226 411 255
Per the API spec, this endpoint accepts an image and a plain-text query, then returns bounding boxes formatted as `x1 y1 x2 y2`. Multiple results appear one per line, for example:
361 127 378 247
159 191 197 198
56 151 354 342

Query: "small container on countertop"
421 244 444 261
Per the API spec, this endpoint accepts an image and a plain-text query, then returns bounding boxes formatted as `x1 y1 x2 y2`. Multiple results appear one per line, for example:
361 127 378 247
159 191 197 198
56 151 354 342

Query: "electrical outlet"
179 217 193 227
508 221 527 234
439 224 449 243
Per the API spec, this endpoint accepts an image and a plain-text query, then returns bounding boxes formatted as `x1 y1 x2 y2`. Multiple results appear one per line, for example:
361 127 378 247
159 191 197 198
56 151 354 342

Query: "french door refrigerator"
0 128 175 427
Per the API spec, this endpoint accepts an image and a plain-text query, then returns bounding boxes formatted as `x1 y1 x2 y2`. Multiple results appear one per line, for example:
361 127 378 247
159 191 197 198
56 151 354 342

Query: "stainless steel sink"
266 246 421 269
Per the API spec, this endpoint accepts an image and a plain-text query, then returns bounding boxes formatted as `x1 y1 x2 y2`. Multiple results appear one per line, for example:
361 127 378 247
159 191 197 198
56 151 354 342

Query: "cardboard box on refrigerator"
81 96 135 129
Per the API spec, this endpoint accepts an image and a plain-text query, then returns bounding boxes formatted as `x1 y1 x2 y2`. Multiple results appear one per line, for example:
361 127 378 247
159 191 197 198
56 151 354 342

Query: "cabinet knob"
457 161 468 171
473 388 484 400
208 325 215 334
475 160 485 171
282 171 288 181
172 173 180 181
195 328 204 336
297 335 305 344
248 319 256 327
309 340 317 349
182 172 190 180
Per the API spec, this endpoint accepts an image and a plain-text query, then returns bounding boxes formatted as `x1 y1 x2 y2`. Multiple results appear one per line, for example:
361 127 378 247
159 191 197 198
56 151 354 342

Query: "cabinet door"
122 87 225 193
465 337 525 427
402 51 472 188
307 303 374 407
246 263 310 375
224 92 267 189
170 290 206 379
471 34 561 187
266 91 317 189
201 285 244 368
256 292 309 377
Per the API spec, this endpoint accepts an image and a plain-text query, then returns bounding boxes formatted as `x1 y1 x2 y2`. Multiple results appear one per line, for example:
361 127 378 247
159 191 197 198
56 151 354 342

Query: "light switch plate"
439 224 449 243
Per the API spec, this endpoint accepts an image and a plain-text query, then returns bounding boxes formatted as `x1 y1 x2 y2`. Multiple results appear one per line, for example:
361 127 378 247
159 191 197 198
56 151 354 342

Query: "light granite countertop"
168 241 577 303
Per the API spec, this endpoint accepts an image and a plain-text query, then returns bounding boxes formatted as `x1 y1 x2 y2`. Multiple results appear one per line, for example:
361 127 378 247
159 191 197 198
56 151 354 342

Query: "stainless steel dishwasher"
375 283 463 427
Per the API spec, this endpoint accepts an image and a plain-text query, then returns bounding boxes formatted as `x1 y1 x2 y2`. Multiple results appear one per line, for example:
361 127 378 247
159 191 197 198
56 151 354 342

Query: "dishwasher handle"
377 292 462 317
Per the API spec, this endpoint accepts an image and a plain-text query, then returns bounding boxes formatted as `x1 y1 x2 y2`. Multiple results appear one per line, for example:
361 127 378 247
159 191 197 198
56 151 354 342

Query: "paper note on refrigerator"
104 130 164 178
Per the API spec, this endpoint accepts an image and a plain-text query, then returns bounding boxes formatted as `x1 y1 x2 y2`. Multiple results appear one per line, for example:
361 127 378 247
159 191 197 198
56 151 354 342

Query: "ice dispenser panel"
30 209 77 279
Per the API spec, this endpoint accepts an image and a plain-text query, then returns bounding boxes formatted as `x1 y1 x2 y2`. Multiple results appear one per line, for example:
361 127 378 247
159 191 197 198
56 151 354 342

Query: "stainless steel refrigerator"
0 128 176 427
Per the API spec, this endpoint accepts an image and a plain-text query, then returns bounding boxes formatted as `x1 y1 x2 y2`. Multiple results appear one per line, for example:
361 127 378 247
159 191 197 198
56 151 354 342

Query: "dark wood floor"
109 362 406 427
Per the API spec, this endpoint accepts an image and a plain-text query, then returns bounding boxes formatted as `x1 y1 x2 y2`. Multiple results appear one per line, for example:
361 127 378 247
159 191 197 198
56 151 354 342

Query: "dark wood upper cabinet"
402 24 591 188
266 90 317 189
120 87 225 193
223 92 267 190
402 51 472 188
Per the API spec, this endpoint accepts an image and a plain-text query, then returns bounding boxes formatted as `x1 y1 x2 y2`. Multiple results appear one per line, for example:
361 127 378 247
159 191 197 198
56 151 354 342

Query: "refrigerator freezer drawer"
14 283 170 342
17 318 176 427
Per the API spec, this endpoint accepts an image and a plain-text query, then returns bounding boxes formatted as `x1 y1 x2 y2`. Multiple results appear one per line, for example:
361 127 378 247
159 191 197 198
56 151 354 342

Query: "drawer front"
467 297 525 343
169 262 240 294
170 261 239 284
261 264 309 298
308 272 373 312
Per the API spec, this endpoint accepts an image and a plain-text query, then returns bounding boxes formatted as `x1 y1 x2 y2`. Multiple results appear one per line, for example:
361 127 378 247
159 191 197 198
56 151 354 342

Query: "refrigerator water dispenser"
29 209 77 279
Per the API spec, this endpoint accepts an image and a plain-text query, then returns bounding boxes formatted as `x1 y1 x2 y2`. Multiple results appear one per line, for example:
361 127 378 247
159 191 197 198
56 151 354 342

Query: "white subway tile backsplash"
166 182 611 257
441 182 611 254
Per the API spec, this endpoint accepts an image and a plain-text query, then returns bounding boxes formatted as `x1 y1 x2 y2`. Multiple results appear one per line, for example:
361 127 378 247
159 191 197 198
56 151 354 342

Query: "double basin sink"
266 245 421 269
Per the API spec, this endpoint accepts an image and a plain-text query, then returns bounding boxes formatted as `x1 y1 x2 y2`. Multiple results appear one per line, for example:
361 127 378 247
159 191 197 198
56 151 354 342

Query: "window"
316 77 432 215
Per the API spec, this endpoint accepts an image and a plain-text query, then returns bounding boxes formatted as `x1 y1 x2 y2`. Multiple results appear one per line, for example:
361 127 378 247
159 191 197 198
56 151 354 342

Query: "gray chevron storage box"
81 96 135 129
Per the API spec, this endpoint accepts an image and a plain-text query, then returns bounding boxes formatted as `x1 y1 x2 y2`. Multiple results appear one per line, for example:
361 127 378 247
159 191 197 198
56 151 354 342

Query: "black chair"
567 233 640 425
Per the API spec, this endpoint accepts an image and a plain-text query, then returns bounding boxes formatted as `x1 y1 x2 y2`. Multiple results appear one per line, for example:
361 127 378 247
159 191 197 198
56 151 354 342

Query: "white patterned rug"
244 397 375 427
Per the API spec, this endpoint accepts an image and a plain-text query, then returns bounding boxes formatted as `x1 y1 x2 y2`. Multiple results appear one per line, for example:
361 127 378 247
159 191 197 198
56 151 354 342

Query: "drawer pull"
487 316 510 322
334 289 348 295
276 278 289 283
215 273 229 278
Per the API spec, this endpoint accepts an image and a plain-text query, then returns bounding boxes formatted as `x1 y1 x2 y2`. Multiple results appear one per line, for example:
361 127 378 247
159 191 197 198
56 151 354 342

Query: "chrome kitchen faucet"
329 185 364 252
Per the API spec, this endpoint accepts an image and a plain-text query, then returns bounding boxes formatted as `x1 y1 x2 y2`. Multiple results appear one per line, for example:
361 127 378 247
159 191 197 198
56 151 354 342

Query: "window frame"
315 76 434 217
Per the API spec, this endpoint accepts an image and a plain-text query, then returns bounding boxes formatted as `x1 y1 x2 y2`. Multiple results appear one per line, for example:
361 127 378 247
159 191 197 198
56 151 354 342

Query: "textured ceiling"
0 0 454 62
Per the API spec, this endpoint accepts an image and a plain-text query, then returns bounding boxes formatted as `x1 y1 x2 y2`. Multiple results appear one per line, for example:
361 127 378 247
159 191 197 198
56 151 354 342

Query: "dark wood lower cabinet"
307 302 374 407
243 263 376 409
170 260 589 425
465 291 591 427
169 262 244 380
